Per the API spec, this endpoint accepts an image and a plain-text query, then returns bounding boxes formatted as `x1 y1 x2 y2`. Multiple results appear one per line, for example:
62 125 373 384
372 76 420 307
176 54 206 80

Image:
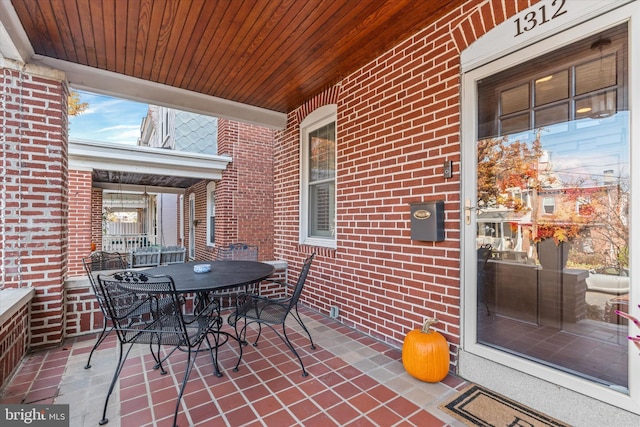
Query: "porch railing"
102 234 157 253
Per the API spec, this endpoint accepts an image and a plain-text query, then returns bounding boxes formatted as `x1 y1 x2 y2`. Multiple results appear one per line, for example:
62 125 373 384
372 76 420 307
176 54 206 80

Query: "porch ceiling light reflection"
535 75 553 84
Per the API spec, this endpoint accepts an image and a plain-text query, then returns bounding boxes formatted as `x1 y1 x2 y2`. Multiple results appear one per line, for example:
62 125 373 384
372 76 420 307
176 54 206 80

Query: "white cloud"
69 90 148 145
97 125 140 133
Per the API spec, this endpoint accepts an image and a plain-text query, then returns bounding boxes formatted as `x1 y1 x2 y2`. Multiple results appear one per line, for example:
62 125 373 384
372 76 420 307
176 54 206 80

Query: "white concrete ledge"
0 287 35 325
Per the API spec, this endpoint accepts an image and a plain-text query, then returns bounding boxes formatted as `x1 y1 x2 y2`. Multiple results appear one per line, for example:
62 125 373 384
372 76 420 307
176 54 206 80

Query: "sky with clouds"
68 90 149 145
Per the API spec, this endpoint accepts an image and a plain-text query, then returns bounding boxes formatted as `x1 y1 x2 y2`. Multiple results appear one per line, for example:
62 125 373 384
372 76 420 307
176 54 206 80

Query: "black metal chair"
477 244 493 316
215 242 259 261
81 251 127 369
96 271 222 427
213 243 260 309
228 253 315 376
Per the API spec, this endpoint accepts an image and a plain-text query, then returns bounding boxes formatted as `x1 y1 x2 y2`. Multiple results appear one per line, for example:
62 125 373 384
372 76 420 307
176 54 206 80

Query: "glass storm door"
473 23 629 389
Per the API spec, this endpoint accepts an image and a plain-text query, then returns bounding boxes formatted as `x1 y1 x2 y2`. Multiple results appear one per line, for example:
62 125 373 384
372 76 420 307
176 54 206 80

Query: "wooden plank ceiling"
11 0 465 114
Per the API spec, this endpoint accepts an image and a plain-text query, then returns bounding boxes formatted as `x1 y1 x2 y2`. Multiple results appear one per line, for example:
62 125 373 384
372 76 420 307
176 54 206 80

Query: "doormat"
439 384 570 427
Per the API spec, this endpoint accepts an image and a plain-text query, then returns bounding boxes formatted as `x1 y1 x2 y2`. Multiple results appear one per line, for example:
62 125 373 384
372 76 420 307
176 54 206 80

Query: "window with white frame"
576 196 592 216
206 181 215 246
300 105 337 248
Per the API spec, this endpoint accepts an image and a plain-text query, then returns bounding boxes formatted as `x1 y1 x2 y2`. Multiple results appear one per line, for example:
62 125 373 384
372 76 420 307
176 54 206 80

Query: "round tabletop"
143 261 275 293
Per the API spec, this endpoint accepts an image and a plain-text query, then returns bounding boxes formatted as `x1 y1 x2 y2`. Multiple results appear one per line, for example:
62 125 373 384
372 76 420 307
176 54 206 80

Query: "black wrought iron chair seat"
114 314 217 348
235 297 289 324
97 271 223 427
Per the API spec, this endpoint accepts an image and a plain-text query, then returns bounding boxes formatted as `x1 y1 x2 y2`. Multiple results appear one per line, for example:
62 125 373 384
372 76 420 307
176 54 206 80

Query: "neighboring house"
2 1 640 425
139 105 218 153
138 106 220 258
99 105 221 253
96 105 272 263
136 106 274 262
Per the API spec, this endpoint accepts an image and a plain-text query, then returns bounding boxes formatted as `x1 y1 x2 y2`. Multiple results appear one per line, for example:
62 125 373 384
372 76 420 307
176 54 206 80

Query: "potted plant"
531 221 583 270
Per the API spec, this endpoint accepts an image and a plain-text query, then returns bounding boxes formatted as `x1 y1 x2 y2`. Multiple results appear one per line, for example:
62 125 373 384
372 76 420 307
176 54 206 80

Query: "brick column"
67 169 93 276
214 119 275 260
0 63 69 349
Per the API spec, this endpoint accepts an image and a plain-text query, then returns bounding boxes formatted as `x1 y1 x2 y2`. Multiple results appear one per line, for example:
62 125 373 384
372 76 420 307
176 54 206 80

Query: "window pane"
576 90 617 120
309 181 334 238
500 113 530 135
501 84 529 115
534 70 568 106
576 54 617 95
309 122 336 182
535 103 569 128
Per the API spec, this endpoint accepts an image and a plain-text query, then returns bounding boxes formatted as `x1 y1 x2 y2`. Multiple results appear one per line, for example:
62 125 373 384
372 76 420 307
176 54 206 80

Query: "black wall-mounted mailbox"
410 201 444 242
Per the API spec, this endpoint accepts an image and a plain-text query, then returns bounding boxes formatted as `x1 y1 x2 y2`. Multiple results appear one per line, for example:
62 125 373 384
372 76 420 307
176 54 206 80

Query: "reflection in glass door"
475 24 629 389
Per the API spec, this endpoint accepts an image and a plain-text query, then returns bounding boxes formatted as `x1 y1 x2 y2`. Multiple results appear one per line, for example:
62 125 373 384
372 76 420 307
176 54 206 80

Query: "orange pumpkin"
402 318 449 382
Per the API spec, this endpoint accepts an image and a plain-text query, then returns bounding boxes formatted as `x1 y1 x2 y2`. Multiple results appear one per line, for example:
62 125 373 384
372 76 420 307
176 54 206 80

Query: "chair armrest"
236 293 291 309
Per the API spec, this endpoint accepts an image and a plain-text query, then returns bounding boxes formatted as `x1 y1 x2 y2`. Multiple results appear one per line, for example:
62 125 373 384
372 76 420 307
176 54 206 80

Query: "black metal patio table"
140 260 275 375
142 260 275 294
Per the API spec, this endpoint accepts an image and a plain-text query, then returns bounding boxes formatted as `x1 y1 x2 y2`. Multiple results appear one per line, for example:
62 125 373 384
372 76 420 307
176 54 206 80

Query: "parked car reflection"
585 266 629 294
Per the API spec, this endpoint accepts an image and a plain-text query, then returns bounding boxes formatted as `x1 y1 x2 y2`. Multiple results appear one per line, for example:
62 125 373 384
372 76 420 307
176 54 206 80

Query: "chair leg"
204 334 223 377
251 323 264 346
291 304 316 350
85 320 113 369
149 336 168 375
100 341 134 425
233 322 247 372
172 342 206 427
280 324 308 376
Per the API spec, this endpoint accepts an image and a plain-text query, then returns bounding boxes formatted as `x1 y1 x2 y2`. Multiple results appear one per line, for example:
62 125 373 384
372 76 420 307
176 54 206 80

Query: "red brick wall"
0 298 31 388
91 189 104 253
67 169 93 276
64 278 104 337
188 119 275 261
272 0 540 361
0 67 69 349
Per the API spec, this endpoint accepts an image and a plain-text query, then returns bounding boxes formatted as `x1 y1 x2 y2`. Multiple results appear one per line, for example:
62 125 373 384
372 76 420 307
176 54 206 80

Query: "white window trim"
179 194 184 242
206 181 215 247
188 193 195 260
299 104 337 249
461 0 640 415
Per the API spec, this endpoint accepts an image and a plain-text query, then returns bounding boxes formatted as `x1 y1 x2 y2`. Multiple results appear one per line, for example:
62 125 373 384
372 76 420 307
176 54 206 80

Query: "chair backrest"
96 271 185 341
82 251 127 292
287 253 315 310
216 243 259 261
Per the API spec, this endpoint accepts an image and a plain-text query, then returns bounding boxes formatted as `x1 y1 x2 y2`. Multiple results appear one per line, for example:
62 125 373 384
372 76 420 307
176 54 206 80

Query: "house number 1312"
514 0 567 37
